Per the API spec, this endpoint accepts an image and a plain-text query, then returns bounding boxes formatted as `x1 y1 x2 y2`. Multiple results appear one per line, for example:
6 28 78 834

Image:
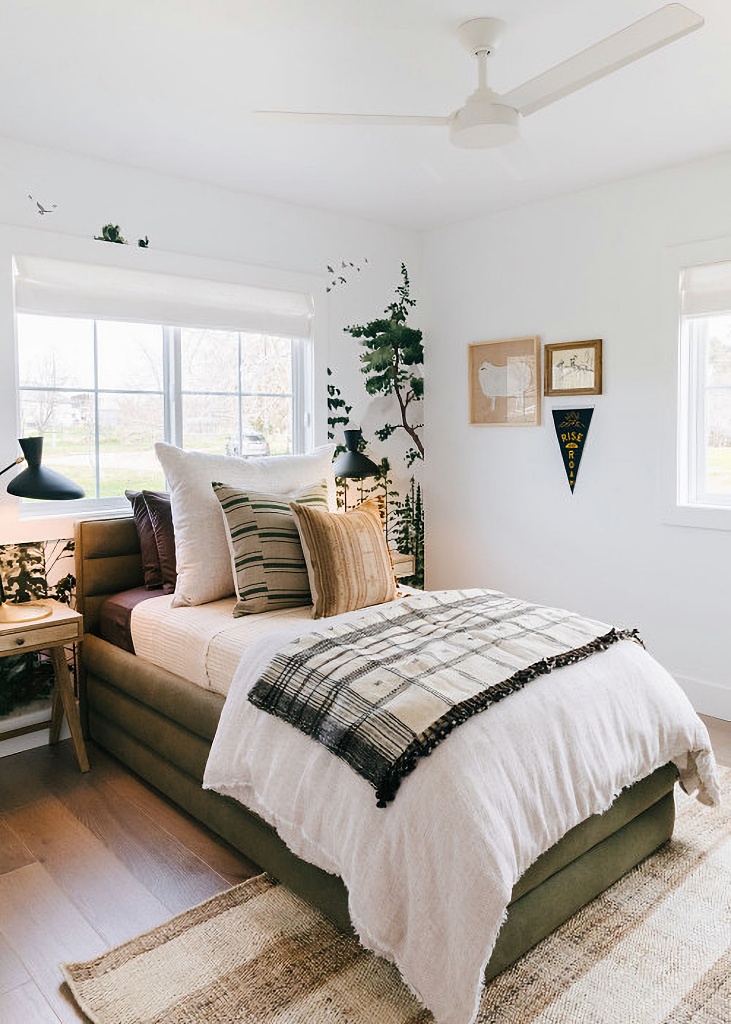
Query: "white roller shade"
680 260 731 317
14 256 313 338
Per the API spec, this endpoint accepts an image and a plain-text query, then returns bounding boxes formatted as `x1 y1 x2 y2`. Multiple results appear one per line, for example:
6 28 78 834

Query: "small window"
679 263 731 509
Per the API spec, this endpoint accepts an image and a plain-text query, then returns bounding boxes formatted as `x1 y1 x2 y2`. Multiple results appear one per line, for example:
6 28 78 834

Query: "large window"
16 315 306 505
12 256 314 512
679 262 731 509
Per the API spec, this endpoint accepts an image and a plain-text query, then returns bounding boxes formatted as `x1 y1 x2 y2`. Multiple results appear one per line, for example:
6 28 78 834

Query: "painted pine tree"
326 367 352 456
391 478 425 588
344 264 424 467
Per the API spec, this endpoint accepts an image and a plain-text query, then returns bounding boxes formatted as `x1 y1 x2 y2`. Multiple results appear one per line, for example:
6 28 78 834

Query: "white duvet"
203 596 720 1024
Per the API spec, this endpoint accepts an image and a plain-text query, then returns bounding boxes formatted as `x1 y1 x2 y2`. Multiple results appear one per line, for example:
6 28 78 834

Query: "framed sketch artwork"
544 339 602 396
468 336 541 426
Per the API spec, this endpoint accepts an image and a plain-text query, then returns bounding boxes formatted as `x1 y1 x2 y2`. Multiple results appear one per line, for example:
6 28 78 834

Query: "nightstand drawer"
0 619 81 654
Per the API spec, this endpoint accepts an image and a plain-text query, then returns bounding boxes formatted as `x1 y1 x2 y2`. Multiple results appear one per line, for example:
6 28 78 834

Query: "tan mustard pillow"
289 495 397 618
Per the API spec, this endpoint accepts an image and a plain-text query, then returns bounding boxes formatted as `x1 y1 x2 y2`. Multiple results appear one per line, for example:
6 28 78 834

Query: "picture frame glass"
469 337 540 426
549 344 596 392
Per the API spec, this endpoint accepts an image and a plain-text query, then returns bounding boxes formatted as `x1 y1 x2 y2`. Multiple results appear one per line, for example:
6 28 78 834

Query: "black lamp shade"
332 429 380 480
6 437 85 500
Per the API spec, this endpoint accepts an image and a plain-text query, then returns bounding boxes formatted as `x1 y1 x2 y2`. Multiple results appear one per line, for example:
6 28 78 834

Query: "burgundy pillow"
142 490 176 590
125 489 163 589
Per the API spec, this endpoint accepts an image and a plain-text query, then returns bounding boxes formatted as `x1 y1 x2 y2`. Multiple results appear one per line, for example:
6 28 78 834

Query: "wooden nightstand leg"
49 647 89 773
49 683 64 744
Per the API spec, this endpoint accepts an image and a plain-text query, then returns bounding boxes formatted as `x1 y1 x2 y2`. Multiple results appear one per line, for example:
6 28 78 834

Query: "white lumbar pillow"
155 442 335 607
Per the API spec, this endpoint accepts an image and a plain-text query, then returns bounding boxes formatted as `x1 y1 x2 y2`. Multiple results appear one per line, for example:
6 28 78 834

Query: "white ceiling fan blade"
502 4 703 117
254 111 449 127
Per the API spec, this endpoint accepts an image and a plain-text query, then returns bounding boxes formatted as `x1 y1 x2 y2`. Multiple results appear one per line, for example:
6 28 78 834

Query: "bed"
74 511 717 1007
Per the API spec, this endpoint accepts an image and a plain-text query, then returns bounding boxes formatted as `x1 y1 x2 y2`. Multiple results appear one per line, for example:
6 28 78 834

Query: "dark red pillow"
125 489 163 589
142 490 176 590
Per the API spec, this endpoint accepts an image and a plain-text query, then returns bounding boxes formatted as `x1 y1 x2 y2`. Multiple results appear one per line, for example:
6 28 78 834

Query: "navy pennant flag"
552 408 593 492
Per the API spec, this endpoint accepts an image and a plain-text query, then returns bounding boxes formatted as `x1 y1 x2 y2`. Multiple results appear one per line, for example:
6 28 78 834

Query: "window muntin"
16 313 306 507
679 311 731 508
179 329 294 457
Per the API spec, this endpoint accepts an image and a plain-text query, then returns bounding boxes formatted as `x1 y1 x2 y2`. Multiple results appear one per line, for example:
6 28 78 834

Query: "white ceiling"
1 0 730 230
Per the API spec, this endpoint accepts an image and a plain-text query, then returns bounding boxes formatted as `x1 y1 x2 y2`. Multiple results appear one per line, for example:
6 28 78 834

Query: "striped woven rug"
63 769 730 1024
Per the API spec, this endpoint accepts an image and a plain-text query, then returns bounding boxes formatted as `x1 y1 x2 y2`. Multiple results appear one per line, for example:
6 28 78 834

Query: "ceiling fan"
255 4 703 149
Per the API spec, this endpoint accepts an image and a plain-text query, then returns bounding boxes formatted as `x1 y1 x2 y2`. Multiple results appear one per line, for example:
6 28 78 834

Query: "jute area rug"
64 769 730 1024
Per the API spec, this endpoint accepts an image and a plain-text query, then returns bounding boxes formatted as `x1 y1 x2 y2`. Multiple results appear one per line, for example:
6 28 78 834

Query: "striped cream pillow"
289 495 397 619
213 481 329 615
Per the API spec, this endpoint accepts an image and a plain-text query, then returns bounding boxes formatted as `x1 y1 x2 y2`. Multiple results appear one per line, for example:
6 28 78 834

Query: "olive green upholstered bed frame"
75 515 677 981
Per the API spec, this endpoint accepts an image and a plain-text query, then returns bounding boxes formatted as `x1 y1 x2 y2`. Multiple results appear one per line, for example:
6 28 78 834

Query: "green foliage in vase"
53 572 76 605
344 264 424 467
0 539 76 717
0 653 54 717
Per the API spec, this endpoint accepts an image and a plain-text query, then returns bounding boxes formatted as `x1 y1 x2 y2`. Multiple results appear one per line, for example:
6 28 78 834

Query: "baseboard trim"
675 673 731 722
0 703 70 759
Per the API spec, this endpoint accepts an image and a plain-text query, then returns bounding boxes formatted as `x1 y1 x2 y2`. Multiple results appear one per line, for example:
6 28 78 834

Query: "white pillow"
155 442 335 607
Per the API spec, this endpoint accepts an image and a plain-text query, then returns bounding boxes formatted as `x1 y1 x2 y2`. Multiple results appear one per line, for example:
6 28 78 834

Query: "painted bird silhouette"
27 194 57 216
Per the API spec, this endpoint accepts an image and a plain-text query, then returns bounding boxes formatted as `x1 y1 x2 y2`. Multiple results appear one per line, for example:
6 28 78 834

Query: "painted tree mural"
326 367 353 460
329 263 425 587
391 479 425 589
344 264 424 468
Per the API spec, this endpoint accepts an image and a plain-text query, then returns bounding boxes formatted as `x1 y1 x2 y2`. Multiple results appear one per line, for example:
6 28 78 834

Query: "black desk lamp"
0 437 84 623
332 428 380 511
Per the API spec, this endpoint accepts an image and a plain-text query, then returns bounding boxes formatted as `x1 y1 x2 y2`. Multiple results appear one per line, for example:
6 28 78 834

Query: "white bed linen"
203 598 720 1024
130 594 312 695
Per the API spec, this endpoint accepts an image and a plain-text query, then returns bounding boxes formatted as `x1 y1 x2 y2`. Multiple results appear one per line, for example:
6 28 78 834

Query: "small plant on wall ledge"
344 264 424 467
94 224 149 247
94 223 127 244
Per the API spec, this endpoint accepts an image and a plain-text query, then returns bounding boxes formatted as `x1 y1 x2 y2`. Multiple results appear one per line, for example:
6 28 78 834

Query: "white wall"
5 133 728 723
0 136 420 542
423 152 731 720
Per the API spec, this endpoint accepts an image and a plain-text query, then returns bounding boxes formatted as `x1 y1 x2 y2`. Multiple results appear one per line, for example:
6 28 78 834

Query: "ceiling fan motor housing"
450 96 519 148
256 7 704 155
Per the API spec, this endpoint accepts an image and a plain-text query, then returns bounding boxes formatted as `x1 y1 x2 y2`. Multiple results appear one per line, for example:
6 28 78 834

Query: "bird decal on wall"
27 194 57 216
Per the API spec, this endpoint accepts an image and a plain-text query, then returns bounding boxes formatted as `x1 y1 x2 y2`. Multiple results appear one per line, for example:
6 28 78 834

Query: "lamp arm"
0 456 24 478
0 454 22 604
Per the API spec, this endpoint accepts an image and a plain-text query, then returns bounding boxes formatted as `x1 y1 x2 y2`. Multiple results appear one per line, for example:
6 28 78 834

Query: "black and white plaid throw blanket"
248 589 642 806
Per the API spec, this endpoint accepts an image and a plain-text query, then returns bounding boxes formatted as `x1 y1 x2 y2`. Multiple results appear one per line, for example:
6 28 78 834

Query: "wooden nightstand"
0 600 88 772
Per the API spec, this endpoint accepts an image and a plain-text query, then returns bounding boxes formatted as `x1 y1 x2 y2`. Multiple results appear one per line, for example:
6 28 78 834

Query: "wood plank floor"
0 741 259 1023
0 720 729 1023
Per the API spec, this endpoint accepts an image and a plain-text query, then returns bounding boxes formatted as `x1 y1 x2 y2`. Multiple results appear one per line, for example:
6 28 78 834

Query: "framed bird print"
544 340 602 396
468 336 541 426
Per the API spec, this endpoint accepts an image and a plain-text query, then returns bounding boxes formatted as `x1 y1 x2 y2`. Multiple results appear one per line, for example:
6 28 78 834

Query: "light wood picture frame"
468 336 541 426
544 339 602 396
